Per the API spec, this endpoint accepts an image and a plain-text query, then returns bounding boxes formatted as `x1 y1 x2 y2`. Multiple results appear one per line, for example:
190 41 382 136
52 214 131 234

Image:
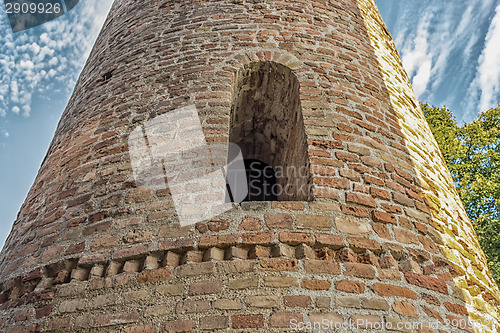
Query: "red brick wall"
0 0 488 332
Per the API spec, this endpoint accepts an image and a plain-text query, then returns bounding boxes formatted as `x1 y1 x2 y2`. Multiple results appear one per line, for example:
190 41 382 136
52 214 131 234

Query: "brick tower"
1 0 500 332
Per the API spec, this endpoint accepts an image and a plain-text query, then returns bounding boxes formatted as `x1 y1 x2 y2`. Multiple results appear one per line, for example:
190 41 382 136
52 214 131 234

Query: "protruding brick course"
0 0 497 331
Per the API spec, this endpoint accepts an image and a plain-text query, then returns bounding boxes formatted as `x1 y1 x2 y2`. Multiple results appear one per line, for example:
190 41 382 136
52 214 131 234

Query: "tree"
422 103 500 283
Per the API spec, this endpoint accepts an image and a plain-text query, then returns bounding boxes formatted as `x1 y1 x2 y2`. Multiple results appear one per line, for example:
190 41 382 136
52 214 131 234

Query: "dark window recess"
237 159 278 202
226 61 312 202
102 70 114 81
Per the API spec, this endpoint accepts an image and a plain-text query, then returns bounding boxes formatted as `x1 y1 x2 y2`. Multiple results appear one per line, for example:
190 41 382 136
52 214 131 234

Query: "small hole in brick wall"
227 61 312 202
102 69 114 82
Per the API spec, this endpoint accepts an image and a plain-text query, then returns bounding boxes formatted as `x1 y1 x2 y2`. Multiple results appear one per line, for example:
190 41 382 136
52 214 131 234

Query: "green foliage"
422 103 500 283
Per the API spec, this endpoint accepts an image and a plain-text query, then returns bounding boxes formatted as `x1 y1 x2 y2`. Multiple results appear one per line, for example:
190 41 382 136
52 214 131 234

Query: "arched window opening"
227 61 311 202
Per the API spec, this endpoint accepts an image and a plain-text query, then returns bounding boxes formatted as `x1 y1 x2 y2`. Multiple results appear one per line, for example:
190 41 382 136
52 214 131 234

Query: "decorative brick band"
1 234 458 307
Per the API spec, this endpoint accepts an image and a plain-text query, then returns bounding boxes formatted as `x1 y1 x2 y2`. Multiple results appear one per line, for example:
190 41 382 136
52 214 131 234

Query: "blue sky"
1 0 500 249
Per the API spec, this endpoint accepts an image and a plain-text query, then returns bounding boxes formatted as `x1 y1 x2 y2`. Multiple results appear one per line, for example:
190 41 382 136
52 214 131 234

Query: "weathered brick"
335 295 361 308
156 284 184 296
199 316 228 330
444 302 468 316
315 233 345 249
241 232 274 245
372 283 417 299
124 325 155 333
296 215 331 230
345 262 376 279
392 301 418 318
269 312 303 327
176 300 211 314
174 262 214 276
301 279 331 290
228 277 258 290
213 299 243 310
335 248 356 262
216 260 254 274
422 306 444 322
295 243 316 259
159 238 195 251
372 210 397 224
123 230 153 244
36 304 54 319
203 247 225 261
260 258 298 271
336 151 359 162
248 245 270 258
393 192 414 207
404 272 448 294
394 227 419 245
198 234 238 248
180 250 203 264
47 317 72 330
313 177 351 189
123 260 141 273
238 216 261 231
373 223 390 239
231 315 263 329
246 295 279 308
126 189 153 203
189 280 222 295
342 205 370 217
399 259 422 274
159 252 178 268
265 214 292 229
13 308 35 322
94 312 139 327
279 232 313 245
271 243 295 258
112 244 150 260
370 187 390 200
378 268 403 280
284 296 312 307
335 280 365 294
263 276 298 287
272 201 306 210
347 237 382 253
362 298 389 310
163 320 195 332
335 217 371 236
59 299 85 313
304 260 341 274
346 192 376 207
158 224 189 238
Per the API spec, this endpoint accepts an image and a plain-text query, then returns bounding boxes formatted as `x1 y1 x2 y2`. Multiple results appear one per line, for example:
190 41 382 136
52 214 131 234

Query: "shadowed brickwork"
0 0 499 332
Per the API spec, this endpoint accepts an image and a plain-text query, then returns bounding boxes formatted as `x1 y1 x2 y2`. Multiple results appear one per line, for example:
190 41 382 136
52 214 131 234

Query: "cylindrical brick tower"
1 0 500 332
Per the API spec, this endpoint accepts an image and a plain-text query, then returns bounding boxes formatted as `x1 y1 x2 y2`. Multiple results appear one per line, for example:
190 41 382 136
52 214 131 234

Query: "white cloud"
413 59 432 97
400 15 433 97
0 0 114 120
476 4 500 112
48 57 58 66
22 105 31 118
396 1 489 102
19 60 34 70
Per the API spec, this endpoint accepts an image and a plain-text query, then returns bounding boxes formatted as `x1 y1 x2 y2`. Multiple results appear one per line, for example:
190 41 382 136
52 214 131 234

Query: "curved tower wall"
0 0 499 332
